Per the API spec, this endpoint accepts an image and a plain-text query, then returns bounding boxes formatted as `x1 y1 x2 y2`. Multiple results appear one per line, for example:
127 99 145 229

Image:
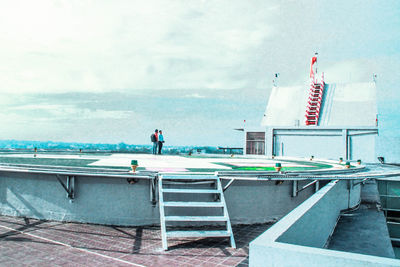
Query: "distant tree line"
0 140 242 155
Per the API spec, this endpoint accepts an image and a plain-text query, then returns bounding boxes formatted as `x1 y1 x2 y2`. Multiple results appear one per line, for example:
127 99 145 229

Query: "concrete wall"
376 136 400 164
0 170 319 226
323 82 377 127
261 85 307 127
349 134 376 163
261 82 377 127
274 132 343 159
265 127 377 162
224 179 320 224
276 180 358 247
0 171 159 226
249 180 400 267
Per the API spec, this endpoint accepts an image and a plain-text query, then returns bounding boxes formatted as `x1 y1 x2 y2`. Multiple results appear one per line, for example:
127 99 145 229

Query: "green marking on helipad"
279 159 333 169
211 161 332 172
0 157 97 167
234 166 317 171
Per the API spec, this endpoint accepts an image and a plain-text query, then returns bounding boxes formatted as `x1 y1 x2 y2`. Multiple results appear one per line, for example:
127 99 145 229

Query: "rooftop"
0 215 271 267
327 180 395 258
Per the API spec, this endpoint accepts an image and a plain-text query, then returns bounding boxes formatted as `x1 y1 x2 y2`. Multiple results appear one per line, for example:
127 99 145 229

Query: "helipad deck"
2 153 399 266
0 152 344 172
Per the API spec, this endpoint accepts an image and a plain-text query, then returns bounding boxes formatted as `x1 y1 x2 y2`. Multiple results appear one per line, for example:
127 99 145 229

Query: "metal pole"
342 129 348 160
292 180 298 197
315 181 320 192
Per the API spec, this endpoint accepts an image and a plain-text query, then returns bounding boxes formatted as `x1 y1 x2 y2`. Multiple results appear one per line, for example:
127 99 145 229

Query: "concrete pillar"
342 129 348 160
267 128 274 157
243 131 247 155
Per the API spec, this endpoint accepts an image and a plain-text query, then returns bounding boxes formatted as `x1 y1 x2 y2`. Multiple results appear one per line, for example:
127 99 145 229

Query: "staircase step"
166 230 230 238
165 216 227 222
159 175 235 250
305 81 324 128
162 188 220 194
163 201 224 207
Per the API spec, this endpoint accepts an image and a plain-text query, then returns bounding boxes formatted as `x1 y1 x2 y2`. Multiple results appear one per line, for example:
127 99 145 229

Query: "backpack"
151 133 156 142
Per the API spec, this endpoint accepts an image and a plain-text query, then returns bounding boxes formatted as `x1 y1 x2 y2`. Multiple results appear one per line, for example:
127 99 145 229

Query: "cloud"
0 0 277 94
0 1 399 146
322 55 400 89
8 103 135 121
183 93 206 99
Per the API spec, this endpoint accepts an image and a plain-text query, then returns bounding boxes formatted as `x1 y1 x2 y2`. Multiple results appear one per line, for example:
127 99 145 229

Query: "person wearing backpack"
151 129 159 154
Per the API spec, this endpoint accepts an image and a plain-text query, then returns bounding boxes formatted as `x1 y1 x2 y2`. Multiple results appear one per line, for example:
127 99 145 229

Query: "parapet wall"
0 169 317 226
249 180 400 267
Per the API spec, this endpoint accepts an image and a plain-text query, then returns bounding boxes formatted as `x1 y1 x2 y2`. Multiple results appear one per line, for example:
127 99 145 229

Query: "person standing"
151 129 159 154
158 130 165 154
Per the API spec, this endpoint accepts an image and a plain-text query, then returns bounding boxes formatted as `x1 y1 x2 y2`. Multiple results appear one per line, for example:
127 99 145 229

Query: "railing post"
66 176 75 199
150 176 157 206
292 180 298 197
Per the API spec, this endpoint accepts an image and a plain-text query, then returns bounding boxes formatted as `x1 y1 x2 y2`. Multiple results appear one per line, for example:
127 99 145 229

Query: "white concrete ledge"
249 180 400 266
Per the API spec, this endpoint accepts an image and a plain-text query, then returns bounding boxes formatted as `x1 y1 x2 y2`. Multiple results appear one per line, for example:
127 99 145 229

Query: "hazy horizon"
1 1 399 159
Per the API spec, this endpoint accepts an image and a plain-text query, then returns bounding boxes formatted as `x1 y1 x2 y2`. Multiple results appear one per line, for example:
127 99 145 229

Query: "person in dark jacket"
151 129 158 154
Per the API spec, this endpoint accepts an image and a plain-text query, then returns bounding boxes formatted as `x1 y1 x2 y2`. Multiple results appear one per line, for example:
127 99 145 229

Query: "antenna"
273 73 280 87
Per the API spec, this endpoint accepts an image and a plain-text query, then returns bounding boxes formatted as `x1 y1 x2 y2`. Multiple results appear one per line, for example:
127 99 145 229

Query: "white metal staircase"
158 174 236 250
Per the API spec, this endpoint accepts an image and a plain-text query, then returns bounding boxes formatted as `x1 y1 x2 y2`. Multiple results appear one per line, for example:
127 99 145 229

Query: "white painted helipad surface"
0 153 344 172
91 154 232 170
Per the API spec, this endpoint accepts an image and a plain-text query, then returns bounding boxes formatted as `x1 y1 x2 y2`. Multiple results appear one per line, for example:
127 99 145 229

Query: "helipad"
0 152 344 172
2 152 398 266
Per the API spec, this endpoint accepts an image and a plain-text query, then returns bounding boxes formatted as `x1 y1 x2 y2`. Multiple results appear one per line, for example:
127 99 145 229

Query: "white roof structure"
261 82 377 127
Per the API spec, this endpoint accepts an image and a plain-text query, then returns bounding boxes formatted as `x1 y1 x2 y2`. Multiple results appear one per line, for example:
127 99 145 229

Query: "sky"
0 0 399 147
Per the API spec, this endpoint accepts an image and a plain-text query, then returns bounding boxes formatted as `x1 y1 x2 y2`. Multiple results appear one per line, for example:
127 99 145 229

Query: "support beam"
352 178 368 186
292 180 298 197
348 130 378 136
66 176 75 199
267 127 274 157
315 181 320 192
223 179 235 192
150 176 157 206
297 180 318 194
342 129 349 160
56 175 75 199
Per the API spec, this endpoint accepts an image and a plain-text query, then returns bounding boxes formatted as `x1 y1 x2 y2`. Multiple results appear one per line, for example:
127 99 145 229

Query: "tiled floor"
0 215 271 266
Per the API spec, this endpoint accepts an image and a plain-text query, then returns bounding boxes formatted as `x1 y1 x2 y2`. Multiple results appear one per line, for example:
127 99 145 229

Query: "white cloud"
322 55 400 87
0 1 399 146
8 103 134 120
0 0 277 94
183 93 206 99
